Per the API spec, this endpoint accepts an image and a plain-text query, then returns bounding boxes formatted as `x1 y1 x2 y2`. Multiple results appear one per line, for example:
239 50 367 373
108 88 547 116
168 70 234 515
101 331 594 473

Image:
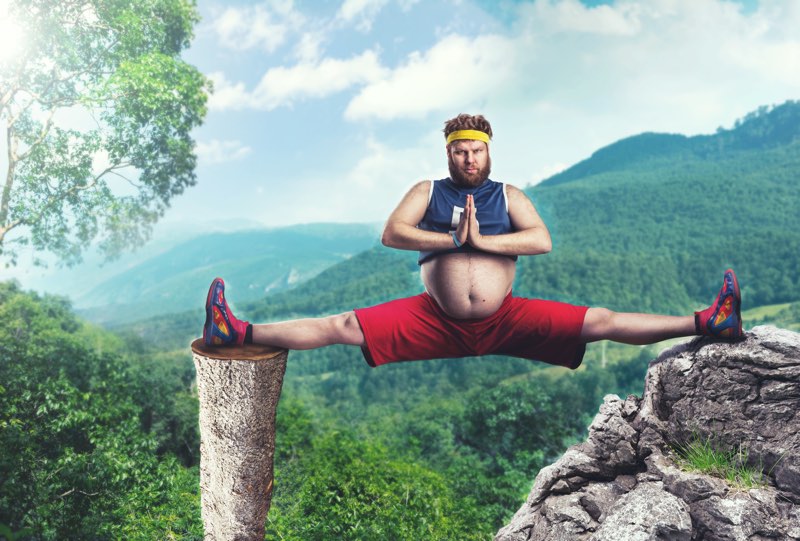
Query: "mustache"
447 155 491 187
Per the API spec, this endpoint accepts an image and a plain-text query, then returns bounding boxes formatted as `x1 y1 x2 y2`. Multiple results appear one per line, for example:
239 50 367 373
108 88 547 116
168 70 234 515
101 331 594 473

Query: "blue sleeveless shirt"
417 178 516 265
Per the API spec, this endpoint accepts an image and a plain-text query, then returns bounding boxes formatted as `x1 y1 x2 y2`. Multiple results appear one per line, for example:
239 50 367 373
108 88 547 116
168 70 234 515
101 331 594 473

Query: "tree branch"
106 166 140 189
19 159 127 235
0 219 24 247
15 109 57 162
57 487 100 499
1 122 17 229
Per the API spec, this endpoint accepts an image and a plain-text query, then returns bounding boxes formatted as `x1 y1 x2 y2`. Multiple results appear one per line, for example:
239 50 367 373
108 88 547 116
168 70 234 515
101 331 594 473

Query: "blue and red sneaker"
695 269 742 339
203 278 249 346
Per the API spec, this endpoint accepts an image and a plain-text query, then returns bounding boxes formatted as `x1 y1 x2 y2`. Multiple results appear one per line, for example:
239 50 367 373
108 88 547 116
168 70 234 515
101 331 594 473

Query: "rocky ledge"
495 326 800 541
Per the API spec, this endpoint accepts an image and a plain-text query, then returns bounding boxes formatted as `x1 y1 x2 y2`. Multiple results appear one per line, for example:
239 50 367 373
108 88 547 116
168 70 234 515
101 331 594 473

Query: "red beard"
448 154 492 188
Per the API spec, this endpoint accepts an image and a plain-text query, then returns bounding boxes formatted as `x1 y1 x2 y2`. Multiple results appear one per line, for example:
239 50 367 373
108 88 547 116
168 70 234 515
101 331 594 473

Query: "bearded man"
202 114 742 369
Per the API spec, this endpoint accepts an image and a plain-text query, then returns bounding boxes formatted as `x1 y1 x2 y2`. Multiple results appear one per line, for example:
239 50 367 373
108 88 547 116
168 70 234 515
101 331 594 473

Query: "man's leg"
580 309 695 345
580 268 742 345
251 312 365 349
203 277 365 348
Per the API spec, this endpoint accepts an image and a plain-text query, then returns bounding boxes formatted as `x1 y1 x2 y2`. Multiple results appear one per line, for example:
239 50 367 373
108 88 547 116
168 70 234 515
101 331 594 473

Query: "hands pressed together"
455 194 483 249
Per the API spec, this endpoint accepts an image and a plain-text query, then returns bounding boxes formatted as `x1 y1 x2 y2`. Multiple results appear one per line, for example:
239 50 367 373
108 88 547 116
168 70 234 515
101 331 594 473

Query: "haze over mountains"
76 223 382 325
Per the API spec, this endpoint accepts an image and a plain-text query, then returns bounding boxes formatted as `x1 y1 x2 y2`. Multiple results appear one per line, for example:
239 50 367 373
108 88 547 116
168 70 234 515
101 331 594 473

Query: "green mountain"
518 100 800 312
76 223 382 325
542 101 800 187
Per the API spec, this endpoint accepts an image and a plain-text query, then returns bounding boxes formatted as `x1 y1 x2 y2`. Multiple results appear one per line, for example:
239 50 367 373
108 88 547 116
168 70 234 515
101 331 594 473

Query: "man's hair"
443 114 493 142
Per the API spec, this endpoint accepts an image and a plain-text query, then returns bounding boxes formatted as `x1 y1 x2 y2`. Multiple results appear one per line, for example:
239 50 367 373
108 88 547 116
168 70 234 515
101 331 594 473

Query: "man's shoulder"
406 179 433 195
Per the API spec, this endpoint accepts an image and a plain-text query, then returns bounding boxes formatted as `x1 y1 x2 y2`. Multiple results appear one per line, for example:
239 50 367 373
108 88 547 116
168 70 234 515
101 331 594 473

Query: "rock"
495 326 800 541
592 482 692 541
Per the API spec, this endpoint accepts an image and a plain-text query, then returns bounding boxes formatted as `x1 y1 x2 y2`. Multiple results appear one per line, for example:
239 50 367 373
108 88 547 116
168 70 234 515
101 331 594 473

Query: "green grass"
673 436 765 490
741 302 794 320
742 301 800 332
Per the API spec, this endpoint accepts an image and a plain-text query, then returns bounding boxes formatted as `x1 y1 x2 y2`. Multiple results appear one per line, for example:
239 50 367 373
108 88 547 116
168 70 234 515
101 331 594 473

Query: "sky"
173 0 797 231
3 0 800 290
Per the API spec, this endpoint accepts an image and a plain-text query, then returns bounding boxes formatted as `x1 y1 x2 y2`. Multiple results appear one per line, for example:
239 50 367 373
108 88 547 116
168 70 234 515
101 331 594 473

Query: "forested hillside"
515 101 799 313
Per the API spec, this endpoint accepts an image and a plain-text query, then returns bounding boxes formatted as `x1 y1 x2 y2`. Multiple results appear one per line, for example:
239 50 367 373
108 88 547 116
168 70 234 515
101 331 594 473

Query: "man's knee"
582 307 616 341
329 311 365 346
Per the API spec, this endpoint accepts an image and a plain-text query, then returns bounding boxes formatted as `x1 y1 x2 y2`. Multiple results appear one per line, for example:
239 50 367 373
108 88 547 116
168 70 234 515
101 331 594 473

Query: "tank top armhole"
427 179 435 206
502 182 509 212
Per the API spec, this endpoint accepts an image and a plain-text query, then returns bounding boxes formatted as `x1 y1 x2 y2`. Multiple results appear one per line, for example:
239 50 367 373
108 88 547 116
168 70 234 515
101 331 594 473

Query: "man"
203 114 742 370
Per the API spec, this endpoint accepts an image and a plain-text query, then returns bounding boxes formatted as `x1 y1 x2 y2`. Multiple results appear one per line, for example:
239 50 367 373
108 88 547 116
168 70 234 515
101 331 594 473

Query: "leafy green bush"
266 430 480 541
0 282 202 539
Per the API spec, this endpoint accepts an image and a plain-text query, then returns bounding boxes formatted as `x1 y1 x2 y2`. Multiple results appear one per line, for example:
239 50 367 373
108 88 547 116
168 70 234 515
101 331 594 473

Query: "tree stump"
190 339 288 541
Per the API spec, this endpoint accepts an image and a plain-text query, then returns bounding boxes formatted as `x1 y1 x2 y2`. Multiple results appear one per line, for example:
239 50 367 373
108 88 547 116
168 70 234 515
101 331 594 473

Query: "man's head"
443 114 493 187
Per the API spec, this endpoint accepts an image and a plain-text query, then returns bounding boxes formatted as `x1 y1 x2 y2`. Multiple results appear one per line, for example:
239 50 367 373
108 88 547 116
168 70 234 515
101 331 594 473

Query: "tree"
0 0 210 265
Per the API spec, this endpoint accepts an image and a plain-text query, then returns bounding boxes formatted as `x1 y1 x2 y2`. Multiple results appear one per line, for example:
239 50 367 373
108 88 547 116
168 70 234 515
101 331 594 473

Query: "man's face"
447 139 491 188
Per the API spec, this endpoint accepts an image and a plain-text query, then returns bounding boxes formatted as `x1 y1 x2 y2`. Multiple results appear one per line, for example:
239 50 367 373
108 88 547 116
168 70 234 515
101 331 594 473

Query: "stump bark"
191 339 288 541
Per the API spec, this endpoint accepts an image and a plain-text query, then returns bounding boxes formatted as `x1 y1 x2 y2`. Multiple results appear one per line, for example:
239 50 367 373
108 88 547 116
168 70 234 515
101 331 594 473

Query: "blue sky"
3 0 799 290
173 0 797 230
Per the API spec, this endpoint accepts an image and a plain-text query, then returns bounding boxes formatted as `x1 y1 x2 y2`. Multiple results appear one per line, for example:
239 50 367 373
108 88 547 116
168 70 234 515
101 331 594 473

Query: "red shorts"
353 292 589 369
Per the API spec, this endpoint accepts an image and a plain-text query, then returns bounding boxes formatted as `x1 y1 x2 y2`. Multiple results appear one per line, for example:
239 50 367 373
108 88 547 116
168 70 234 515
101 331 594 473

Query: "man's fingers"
455 206 468 244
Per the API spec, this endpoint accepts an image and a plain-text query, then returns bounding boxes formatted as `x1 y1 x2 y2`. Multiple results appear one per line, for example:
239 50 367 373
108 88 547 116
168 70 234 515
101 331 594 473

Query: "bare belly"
420 252 516 319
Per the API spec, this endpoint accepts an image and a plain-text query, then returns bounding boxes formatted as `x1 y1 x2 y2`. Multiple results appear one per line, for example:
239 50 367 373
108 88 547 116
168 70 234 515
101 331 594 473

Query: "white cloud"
196 139 252 165
343 0 800 136
211 1 305 53
206 72 251 111
294 32 325 63
252 50 387 109
345 136 437 190
345 33 517 120
337 0 390 32
268 134 444 226
525 0 643 36
208 50 388 111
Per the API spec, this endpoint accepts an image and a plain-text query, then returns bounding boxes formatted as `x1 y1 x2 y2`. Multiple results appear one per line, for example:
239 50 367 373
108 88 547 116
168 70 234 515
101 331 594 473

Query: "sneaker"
695 269 742 339
203 277 249 346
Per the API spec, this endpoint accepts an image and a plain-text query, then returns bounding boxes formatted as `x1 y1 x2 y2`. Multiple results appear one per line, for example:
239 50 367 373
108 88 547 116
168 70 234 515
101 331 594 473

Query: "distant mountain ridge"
542 100 800 187
77 223 381 325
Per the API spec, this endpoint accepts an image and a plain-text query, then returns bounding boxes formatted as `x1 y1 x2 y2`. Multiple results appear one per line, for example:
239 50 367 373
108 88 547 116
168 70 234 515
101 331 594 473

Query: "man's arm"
381 180 468 251
466 184 552 256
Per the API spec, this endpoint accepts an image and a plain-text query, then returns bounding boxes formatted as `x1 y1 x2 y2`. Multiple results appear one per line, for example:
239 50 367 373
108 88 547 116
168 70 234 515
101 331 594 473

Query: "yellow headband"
446 129 490 145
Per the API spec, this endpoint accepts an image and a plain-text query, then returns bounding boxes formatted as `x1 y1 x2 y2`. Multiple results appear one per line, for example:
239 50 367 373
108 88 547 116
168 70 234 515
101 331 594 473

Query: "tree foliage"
0 0 209 265
0 282 202 539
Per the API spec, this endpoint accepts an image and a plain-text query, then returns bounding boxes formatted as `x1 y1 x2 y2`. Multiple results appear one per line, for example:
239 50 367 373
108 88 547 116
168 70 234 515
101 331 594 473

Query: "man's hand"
464 194 484 249
458 188 553 256
455 198 469 246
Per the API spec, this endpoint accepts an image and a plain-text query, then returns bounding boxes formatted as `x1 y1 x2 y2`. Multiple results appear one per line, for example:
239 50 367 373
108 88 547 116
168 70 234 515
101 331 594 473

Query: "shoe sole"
203 277 224 345
726 268 743 337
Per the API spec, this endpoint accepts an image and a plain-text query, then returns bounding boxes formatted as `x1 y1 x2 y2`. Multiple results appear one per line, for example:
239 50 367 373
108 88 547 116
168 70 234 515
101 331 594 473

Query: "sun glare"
0 0 26 66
